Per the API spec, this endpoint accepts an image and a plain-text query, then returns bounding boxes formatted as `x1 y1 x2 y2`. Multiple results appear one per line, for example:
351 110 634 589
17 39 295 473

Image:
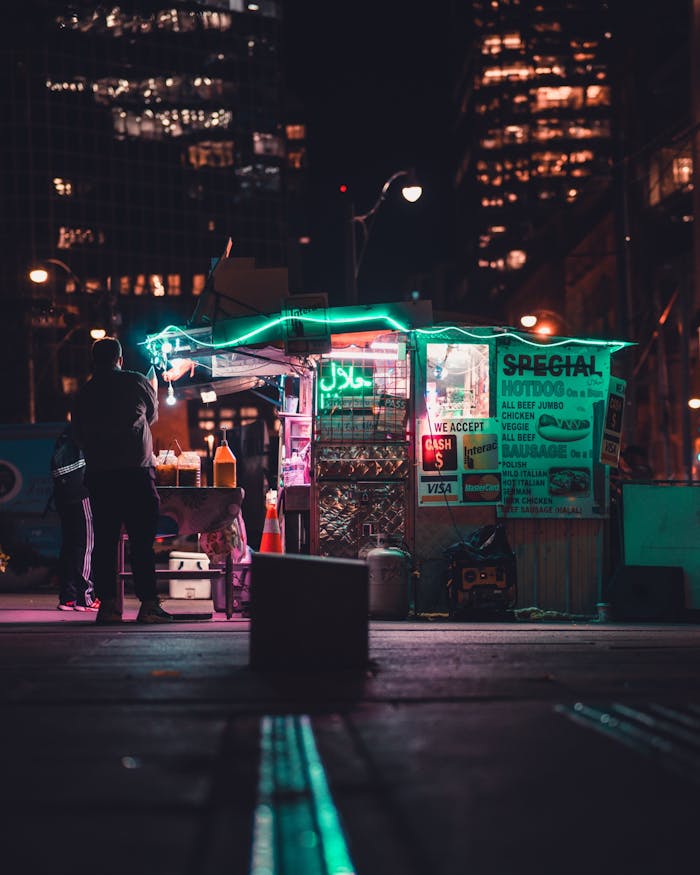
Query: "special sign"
497 342 608 518
418 418 501 505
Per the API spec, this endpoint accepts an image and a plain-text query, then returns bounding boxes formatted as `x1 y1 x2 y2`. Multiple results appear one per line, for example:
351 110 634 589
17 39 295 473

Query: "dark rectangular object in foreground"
609 565 685 620
249 553 369 670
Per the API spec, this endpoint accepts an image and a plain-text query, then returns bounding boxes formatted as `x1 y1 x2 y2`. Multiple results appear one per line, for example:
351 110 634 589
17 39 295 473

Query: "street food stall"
144 298 631 616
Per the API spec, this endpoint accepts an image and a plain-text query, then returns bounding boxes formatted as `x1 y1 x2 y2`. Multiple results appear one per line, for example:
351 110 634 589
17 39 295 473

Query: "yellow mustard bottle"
213 428 237 487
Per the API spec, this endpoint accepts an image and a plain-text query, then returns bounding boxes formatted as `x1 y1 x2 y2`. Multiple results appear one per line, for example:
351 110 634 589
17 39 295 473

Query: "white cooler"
168 551 211 599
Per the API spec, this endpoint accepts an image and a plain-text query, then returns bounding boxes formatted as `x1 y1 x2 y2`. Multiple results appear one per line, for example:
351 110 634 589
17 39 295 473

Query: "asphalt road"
1 596 699 875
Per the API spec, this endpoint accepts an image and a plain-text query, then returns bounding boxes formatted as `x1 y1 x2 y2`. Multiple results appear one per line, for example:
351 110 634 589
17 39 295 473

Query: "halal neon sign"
317 361 374 409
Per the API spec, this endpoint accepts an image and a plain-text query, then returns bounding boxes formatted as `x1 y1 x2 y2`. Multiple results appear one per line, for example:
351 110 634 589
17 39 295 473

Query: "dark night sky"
283 3 455 306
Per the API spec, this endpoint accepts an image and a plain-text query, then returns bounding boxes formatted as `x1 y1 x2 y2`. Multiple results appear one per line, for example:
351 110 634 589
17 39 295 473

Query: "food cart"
144 298 631 616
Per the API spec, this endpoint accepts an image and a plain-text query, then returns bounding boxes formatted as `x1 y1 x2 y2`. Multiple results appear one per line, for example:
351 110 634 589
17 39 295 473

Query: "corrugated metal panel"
502 518 604 614
412 506 496 614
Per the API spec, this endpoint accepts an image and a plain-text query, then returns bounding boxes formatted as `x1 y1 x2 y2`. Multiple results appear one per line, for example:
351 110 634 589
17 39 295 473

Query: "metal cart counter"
118 486 249 619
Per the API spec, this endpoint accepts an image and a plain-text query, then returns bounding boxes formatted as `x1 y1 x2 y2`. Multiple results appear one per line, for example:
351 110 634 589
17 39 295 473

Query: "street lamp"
519 309 571 336
26 258 117 421
29 258 83 293
346 169 422 305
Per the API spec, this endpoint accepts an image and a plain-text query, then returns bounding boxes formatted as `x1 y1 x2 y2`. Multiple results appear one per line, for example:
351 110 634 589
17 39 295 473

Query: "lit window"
585 85 611 106
534 86 583 110
481 32 523 54
112 107 233 141
253 132 285 157
504 124 527 142
503 33 523 50
533 121 564 141
187 140 235 169
569 150 594 164
673 156 693 187
482 63 533 84
57 227 104 249
481 132 502 149
53 178 73 197
287 149 306 170
533 150 567 176
648 145 694 204
167 274 181 296
192 274 206 296
286 124 306 140
150 275 165 297
506 250 527 269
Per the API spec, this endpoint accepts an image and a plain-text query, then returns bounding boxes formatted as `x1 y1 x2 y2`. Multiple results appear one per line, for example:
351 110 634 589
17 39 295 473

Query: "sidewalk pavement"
3 591 700 875
0 591 248 626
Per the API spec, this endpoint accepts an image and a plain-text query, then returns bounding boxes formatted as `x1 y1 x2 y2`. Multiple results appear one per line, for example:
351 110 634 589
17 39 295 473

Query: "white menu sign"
497 341 608 518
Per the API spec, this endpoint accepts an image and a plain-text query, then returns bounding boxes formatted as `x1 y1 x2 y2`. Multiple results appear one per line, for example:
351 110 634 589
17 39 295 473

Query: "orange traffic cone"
259 499 284 553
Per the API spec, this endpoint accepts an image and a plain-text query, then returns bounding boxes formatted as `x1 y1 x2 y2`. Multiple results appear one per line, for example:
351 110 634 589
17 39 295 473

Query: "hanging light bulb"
166 380 176 406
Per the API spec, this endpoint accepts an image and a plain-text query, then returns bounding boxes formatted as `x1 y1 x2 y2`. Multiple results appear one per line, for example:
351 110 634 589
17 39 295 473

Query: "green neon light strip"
249 715 356 875
298 715 356 875
250 716 276 875
416 324 631 352
145 311 409 351
145 315 631 356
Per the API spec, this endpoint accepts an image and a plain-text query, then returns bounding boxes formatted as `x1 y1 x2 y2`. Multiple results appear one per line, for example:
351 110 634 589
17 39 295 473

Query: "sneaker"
57 600 76 611
95 598 123 625
136 599 174 624
74 598 101 612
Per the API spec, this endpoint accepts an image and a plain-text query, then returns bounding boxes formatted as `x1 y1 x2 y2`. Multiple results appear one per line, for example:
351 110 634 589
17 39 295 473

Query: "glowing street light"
346 168 423 305
28 257 83 293
519 309 570 336
25 258 117 421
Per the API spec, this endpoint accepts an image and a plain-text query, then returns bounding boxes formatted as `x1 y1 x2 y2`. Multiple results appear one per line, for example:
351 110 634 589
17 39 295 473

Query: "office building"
1 0 305 422
452 0 614 316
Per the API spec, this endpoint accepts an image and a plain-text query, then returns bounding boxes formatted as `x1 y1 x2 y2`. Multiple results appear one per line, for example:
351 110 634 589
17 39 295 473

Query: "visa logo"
427 482 453 494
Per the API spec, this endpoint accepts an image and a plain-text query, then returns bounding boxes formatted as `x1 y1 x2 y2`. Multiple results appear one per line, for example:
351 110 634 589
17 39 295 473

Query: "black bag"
445 524 517 616
50 426 89 506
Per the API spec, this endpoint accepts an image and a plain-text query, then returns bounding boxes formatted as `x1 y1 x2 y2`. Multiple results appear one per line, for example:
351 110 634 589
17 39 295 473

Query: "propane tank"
366 536 410 619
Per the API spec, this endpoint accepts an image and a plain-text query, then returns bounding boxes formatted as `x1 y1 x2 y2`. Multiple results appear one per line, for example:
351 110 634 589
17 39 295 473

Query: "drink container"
177 451 201 487
213 429 237 487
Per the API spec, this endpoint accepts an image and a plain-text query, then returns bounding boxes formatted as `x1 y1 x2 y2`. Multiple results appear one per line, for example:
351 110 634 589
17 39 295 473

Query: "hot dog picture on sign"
497 341 608 518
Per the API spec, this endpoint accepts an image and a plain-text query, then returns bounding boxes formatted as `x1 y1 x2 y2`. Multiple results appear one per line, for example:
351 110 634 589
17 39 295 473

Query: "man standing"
72 337 172 624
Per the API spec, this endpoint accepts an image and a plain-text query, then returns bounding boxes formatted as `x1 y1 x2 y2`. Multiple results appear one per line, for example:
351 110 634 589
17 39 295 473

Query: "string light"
143 310 634 368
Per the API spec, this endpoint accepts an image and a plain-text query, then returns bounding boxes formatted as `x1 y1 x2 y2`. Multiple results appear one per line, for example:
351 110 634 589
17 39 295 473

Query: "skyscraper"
2 0 301 422
453 0 613 316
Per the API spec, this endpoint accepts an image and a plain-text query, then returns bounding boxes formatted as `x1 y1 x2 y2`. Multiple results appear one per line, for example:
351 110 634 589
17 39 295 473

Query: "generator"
445 525 517 617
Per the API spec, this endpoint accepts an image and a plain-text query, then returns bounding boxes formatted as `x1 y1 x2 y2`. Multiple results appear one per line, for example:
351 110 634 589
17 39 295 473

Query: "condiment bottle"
213 428 237 487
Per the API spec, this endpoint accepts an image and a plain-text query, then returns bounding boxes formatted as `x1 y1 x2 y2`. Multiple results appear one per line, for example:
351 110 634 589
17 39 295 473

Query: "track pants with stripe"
56 496 95 606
